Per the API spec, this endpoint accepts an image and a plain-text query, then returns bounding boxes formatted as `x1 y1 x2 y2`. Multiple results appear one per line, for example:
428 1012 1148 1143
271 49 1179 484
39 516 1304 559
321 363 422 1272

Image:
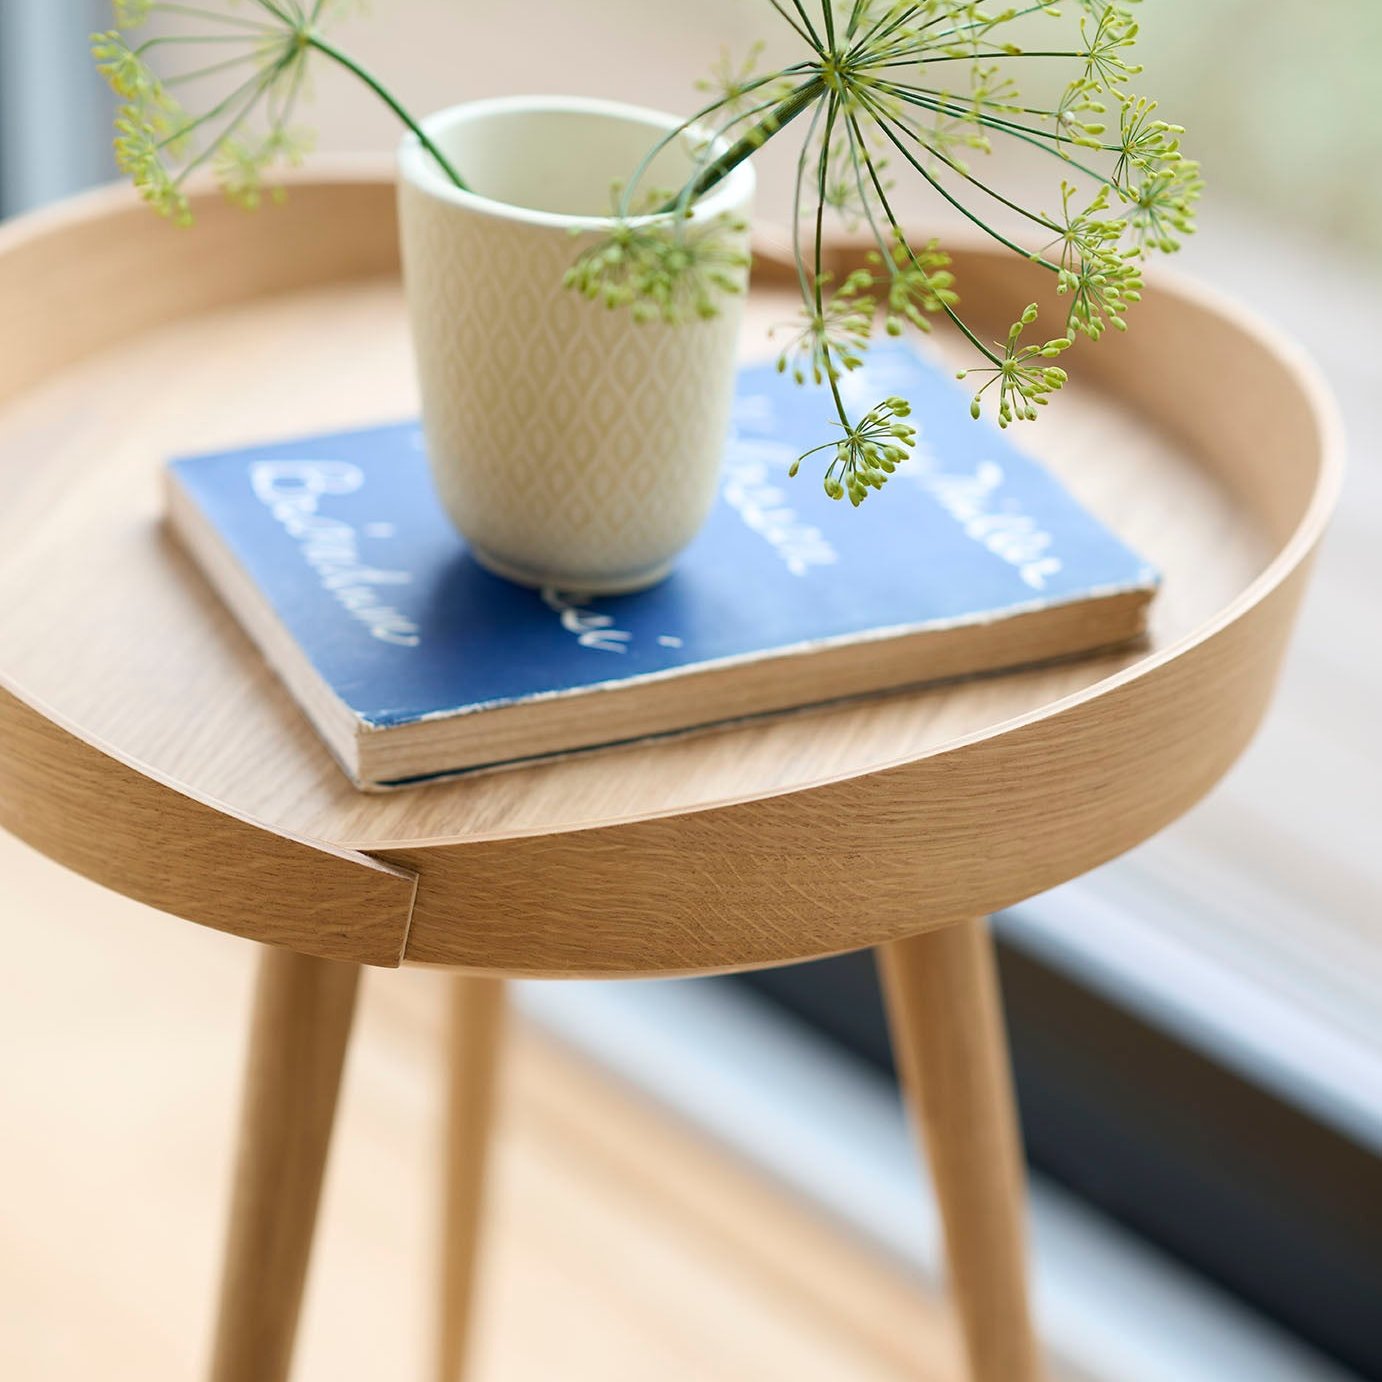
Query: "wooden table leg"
437 975 506 1382
877 918 1042 1382
209 946 361 1382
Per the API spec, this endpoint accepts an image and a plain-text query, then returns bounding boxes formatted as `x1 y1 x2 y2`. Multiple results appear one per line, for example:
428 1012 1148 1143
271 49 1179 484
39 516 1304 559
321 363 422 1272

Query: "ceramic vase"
397 95 756 593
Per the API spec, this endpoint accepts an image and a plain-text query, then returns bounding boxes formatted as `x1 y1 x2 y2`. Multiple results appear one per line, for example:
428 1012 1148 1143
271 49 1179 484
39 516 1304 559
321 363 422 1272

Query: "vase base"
470 545 677 596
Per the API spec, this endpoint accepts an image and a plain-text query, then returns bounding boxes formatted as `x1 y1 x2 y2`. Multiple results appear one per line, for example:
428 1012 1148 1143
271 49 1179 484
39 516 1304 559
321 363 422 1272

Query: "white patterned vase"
397 96 756 593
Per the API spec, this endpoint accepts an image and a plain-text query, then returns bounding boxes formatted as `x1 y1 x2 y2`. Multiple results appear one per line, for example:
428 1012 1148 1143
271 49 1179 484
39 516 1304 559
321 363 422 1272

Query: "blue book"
165 345 1156 790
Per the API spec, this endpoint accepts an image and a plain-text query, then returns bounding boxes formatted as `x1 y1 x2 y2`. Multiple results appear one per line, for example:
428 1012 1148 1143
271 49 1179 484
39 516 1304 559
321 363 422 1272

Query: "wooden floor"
0 828 962 1381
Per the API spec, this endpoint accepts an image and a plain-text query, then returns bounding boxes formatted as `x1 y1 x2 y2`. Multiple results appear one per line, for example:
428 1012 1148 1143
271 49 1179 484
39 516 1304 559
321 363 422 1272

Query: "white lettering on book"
541 589 632 654
249 461 422 647
724 431 838 577
838 356 1065 591
905 449 1063 590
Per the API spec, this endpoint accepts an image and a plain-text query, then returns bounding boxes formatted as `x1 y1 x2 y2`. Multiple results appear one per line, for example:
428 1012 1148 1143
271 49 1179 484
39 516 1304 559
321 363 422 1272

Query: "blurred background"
1 3 1378 1380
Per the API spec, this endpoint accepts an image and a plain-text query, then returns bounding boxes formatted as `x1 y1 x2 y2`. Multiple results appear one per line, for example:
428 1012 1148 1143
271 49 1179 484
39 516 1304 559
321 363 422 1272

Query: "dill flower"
774 283 877 385
561 0 1198 501
564 214 750 326
1124 161 1203 253
1045 182 1142 339
855 234 958 338
696 42 777 122
957 306 1073 429
792 396 918 506
91 1 467 224
99 1 1200 507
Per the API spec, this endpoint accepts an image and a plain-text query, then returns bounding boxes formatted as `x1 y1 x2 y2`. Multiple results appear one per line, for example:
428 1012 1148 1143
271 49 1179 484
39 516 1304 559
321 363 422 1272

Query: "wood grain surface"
0 172 1341 973
880 922 1042 1382
437 976 506 1382
210 948 361 1382
0 835 966 1382
0 677 418 965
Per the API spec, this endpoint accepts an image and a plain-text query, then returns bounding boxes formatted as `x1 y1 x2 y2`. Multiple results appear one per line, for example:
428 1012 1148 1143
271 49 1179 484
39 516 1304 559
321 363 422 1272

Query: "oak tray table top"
0 171 1341 1382
0 170 1342 976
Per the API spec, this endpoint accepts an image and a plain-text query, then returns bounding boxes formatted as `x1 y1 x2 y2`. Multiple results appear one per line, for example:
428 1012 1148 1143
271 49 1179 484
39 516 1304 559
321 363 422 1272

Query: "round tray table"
0 170 1341 1382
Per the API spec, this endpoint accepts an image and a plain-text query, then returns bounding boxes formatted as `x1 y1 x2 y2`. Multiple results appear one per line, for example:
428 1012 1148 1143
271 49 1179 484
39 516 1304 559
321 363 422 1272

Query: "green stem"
150 3 278 31
820 0 837 50
848 3 919 59
790 0 826 51
668 87 809 222
306 34 471 192
848 112 1001 365
163 51 262 88
615 66 814 219
247 0 298 23
766 0 822 53
158 61 269 153
135 35 262 52
839 109 895 267
858 91 1061 272
884 81 1118 155
876 101 1062 234
791 97 829 301
850 1 1055 66
656 77 825 214
813 95 851 433
173 66 275 186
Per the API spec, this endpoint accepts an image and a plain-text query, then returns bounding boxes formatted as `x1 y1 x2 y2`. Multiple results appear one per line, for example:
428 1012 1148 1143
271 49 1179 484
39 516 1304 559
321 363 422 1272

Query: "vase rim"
397 93 756 231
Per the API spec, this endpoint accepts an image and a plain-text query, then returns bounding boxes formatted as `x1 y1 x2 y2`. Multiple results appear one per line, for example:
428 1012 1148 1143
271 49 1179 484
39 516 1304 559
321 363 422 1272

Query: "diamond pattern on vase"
398 162 752 589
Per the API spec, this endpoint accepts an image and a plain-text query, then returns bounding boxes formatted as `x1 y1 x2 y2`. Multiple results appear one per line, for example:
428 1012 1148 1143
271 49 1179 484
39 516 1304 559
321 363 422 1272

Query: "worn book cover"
165 345 1157 789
